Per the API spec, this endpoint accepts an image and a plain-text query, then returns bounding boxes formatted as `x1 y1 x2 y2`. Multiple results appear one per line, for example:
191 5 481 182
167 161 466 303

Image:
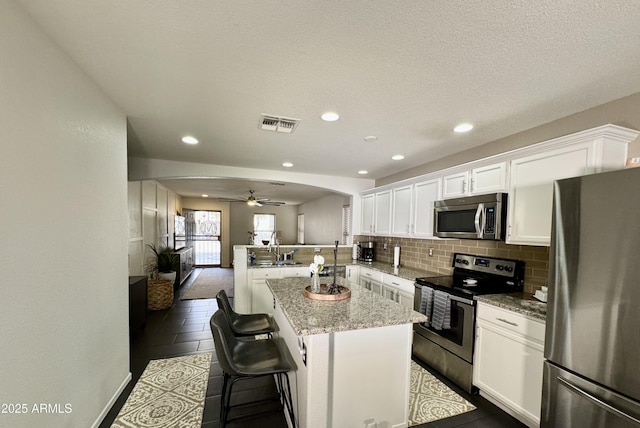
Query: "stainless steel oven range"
413 253 524 393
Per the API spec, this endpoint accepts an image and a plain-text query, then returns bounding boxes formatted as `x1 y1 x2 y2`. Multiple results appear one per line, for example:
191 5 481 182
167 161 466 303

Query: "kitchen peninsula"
268 277 427 428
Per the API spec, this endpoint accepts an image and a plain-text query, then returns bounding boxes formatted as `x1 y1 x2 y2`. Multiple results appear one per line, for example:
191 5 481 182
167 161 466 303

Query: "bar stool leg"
282 373 296 428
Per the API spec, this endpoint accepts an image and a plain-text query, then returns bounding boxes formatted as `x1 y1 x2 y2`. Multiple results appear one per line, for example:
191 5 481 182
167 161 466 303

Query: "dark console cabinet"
174 247 194 287
129 276 147 331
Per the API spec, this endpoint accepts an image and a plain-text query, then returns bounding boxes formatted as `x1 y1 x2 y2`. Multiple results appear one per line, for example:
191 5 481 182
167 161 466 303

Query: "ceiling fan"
232 190 285 207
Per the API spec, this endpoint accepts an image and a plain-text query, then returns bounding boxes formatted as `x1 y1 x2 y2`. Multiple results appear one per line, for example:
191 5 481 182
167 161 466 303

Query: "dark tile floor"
101 268 525 428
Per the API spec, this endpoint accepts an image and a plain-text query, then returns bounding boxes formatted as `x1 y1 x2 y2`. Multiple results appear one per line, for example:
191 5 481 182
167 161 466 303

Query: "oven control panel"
453 253 520 278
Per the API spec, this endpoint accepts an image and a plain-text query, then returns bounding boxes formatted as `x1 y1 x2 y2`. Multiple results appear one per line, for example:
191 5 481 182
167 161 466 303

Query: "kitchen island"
267 277 427 428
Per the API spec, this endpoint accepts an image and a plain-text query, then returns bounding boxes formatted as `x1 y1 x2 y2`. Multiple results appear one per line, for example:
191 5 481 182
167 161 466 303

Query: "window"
253 213 275 245
297 213 305 244
342 204 351 244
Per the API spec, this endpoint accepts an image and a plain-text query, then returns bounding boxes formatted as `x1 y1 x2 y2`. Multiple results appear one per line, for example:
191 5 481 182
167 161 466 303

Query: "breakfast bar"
267 277 427 428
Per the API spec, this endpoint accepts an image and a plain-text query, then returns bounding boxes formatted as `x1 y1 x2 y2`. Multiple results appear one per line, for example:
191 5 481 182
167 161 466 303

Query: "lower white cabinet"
359 267 383 293
346 265 359 286
382 274 414 308
473 302 545 427
249 268 282 315
250 266 312 314
358 267 414 309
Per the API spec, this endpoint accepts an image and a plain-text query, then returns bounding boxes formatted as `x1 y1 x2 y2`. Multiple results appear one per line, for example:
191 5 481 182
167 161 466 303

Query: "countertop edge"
475 293 547 321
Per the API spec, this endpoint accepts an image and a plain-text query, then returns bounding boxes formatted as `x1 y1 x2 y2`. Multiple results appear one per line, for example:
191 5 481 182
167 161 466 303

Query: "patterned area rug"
409 361 476 426
181 268 234 300
111 353 211 428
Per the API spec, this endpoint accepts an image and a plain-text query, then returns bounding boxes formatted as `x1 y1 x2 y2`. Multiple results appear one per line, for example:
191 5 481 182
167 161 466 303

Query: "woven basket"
148 278 174 310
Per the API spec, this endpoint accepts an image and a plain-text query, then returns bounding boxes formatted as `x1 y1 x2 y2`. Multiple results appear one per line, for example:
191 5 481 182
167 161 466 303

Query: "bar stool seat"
209 310 296 427
216 290 276 337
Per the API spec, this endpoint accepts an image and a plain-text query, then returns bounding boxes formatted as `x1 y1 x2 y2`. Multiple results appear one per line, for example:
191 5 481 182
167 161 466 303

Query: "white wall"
229 203 298 248
298 193 351 245
0 2 129 427
128 180 183 275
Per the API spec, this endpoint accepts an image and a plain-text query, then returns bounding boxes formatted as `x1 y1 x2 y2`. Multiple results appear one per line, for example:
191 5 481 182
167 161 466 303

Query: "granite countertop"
475 293 547 321
355 261 439 282
267 277 427 336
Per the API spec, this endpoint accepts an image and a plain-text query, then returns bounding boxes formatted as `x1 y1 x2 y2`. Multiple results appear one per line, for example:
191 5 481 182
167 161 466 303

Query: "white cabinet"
506 125 635 246
282 266 310 278
382 274 414 308
358 267 383 293
360 190 392 235
360 193 375 234
249 268 282 315
374 190 392 235
359 267 414 309
442 162 507 198
474 302 545 427
412 178 441 238
442 170 469 198
346 265 359 286
391 185 413 236
386 176 441 239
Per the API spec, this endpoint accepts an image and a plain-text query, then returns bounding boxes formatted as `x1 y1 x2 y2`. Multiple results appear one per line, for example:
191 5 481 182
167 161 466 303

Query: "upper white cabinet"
412 178 441 238
391 185 413 236
388 177 441 238
374 190 392 235
507 125 637 246
360 189 392 235
361 193 375 234
442 162 507 198
359 124 639 244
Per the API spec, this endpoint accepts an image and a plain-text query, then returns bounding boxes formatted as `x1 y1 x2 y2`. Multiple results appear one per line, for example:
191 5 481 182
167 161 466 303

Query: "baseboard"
91 372 132 428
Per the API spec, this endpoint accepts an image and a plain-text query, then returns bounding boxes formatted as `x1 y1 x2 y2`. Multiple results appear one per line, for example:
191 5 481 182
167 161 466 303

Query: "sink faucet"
270 230 280 259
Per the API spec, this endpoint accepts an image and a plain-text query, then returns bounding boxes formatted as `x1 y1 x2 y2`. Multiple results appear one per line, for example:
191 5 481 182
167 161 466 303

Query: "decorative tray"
303 284 351 301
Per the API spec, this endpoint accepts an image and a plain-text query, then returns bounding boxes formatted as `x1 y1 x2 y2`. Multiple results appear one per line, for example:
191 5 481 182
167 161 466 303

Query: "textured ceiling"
17 0 640 202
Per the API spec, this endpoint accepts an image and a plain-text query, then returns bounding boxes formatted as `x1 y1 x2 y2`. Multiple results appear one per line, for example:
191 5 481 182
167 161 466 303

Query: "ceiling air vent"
260 114 300 134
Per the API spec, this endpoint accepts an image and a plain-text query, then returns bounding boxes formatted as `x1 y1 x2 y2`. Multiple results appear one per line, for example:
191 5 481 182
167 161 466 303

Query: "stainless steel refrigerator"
542 167 640 427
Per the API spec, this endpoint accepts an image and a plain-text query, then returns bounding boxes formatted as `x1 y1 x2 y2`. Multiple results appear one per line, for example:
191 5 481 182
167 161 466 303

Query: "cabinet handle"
496 317 518 327
470 178 474 192
391 281 400 286
462 180 466 193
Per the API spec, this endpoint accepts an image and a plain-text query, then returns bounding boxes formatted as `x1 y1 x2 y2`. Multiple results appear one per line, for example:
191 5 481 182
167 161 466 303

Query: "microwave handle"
474 203 485 238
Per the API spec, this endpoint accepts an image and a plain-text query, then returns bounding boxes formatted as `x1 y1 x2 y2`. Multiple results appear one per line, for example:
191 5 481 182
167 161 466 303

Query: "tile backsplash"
355 235 549 294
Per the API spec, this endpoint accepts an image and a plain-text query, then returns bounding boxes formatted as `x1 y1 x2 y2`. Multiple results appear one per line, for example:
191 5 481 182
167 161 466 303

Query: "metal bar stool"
209 310 297 427
216 290 276 337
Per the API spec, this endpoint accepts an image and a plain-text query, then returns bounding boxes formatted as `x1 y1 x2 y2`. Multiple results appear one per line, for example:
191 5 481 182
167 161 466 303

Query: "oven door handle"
449 294 474 305
474 203 485 239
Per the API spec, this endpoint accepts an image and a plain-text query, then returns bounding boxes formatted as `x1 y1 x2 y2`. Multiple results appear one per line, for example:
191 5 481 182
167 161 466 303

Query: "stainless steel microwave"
433 193 507 240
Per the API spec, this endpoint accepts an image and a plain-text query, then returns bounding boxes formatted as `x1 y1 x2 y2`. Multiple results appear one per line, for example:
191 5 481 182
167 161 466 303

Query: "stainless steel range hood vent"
260 114 300 134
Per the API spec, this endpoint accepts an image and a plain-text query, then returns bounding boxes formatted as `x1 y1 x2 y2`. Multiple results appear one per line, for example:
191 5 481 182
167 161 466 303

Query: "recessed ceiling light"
364 136 378 142
201 194 208 198
358 170 368 175
321 112 340 122
181 135 199 144
453 123 474 133
282 162 293 168
392 154 405 160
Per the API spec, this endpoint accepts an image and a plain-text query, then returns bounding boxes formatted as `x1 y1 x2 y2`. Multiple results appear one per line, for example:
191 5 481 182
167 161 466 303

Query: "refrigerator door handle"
558 376 640 425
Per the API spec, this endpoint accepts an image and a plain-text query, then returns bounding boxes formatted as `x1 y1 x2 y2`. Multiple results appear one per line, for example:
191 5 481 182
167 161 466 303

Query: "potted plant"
146 244 178 311
147 244 179 282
